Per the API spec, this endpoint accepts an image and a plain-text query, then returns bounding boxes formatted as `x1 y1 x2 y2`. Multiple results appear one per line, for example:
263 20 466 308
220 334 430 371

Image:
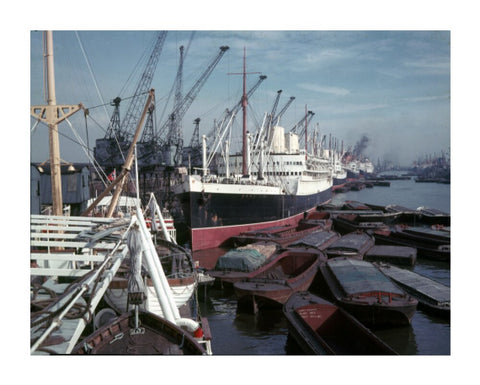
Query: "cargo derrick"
203 74 267 174
94 31 167 170
206 74 267 143
273 95 295 127
183 118 202 169
260 91 295 150
291 110 315 150
263 90 282 144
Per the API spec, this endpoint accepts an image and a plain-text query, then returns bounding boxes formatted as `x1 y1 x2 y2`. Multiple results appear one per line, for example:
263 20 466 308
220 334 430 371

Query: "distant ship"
344 159 375 179
332 156 347 191
173 53 332 251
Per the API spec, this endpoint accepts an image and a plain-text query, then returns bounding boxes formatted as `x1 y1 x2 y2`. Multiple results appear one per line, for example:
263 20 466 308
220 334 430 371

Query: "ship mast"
229 47 260 177
242 48 247 176
305 104 308 154
31 31 83 216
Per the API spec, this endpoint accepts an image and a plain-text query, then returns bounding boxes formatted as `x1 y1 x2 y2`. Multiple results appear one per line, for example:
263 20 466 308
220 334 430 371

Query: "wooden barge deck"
376 263 450 318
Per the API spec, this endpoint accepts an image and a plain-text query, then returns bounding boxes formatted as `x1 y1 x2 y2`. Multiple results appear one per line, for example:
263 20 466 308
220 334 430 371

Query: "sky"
30 29 450 167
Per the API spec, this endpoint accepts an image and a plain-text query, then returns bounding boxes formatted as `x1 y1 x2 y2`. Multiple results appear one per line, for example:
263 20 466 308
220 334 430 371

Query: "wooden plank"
30 240 117 249
31 232 124 242
31 224 129 355
31 232 84 240
30 220 112 228
31 225 101 232
31 253 107 262
31 214 117 224
31 267 91 277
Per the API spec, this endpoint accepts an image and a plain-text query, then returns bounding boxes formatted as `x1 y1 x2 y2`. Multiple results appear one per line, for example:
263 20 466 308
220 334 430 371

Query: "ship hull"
332 174 347 191
175 178 332 251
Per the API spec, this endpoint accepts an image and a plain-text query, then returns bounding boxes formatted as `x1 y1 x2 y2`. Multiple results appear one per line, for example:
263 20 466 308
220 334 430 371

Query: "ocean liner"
173 52 333 251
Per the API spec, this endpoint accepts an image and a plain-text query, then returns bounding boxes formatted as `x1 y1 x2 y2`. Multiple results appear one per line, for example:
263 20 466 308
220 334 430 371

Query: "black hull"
333 176 347 186
178 187 332 229
175 187 332 250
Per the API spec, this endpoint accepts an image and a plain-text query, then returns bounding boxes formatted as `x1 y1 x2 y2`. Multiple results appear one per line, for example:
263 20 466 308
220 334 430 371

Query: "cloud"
326 103 389 115
298 83 350 96
403 58 450 76
403 94 450 103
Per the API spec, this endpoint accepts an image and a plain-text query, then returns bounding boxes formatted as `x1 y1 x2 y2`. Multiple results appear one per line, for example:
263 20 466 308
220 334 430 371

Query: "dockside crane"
161 45 186 161
94 31 167 168
118 31 167 143
104 97 122 140
190 117 201 149
157 45 230 165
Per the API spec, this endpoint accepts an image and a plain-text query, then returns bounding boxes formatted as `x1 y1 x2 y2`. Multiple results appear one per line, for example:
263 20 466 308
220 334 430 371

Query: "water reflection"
234 308 287 335
373 325 418 355
410 310 451 355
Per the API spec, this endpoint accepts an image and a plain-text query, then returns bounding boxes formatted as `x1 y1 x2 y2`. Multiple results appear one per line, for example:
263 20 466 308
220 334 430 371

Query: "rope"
74 31 110 122
31 119 40 134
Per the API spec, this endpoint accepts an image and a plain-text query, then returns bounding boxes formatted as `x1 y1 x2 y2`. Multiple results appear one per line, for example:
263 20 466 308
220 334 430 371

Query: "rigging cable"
74 31 110 122
65 117 110 187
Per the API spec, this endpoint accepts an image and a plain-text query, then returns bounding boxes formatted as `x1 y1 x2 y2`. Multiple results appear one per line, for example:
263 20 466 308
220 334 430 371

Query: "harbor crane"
156 45 230 165
160 45 186 163
94 31 167 168
116 31 167 143
190 117 201 149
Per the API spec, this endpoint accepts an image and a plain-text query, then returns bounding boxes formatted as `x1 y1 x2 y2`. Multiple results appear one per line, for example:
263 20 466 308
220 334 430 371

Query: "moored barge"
318 258 418 327
325 231 375 259
233 247 326 312
376 263 450 318
283 291 397 355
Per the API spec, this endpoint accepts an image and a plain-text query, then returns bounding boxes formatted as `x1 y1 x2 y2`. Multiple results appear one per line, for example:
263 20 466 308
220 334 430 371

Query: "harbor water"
194 175 451 355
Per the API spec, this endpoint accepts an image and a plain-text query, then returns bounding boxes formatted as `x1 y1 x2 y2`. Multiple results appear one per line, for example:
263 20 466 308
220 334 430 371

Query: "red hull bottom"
190 208 318 251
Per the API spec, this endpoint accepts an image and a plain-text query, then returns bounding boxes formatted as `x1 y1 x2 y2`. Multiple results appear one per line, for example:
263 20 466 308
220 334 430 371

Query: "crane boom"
190 118 201 148
205 74 267 139
157 46 229 142
230 74 267 117
273 96 295 126
165 45 185 145
268 90 282 126
296 111 315 139
291 110 314 133
118 31 167 141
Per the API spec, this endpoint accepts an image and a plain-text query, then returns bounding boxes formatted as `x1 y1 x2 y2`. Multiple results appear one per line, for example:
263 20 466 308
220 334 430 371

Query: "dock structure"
30 215 132 354
376 263 450 318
